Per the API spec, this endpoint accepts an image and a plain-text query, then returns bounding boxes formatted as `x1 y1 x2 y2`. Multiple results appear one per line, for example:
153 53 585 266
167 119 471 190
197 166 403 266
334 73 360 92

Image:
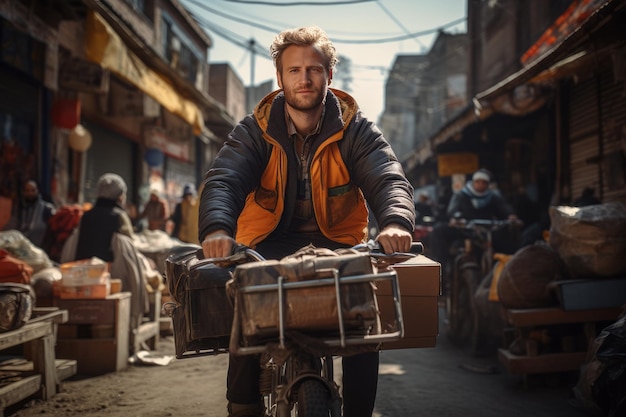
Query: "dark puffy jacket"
198 88 415 245
447 182 515 220
75 198 133 262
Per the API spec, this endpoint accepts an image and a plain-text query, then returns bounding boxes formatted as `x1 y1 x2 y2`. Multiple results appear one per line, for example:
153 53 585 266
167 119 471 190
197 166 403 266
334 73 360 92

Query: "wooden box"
54 292 130 375
59 282 111 299
377 255 441 349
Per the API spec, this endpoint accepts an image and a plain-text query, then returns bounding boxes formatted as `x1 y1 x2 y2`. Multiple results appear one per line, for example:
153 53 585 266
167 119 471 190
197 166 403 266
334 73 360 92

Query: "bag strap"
277 244 338 280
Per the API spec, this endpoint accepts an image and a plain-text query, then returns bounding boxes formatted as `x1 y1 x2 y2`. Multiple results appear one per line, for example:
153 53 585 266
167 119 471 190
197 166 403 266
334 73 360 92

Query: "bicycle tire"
446 265 480 347
296 379 330 417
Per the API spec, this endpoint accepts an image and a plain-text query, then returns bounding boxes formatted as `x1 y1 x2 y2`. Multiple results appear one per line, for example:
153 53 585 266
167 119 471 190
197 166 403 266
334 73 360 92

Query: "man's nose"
299 71 312 83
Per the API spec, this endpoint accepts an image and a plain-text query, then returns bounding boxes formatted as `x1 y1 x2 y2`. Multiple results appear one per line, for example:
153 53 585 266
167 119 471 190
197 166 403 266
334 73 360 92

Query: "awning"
474 0 623 113
85 11 204 135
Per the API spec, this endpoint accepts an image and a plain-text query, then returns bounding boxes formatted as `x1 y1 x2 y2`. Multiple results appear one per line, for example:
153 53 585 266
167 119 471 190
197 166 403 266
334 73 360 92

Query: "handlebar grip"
410 242 424 254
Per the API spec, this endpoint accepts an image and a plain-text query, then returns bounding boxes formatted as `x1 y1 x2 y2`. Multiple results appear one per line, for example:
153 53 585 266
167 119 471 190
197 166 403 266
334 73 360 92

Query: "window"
161 14 201 85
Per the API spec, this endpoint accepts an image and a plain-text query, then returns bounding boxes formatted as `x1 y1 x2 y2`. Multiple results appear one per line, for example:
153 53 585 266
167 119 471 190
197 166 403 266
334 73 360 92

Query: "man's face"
473 179 489 193
277 45 331 112
23 182 38 203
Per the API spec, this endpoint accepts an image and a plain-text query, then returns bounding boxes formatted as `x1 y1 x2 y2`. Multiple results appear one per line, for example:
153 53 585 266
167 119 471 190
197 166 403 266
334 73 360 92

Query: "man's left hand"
376 224 413 254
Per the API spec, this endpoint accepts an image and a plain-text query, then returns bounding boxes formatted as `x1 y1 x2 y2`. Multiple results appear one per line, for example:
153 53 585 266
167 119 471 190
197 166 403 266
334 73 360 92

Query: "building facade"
0 0 239 227
399 0 625 218
381 31 468 189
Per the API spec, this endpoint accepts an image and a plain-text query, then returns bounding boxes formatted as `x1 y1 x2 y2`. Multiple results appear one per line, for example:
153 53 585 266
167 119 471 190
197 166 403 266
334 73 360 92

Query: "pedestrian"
138 189 169 231
199 26 415 417
170 183 199 243
72 173 134 262
3 179 56 247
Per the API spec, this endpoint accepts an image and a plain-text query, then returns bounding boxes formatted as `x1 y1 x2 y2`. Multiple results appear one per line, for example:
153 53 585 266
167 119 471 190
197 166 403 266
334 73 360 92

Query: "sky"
181 0 467 122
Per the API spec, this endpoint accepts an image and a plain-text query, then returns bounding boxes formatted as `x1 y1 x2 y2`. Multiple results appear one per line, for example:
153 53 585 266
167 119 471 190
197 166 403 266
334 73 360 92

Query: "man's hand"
376 223 413 254
201 230 236 258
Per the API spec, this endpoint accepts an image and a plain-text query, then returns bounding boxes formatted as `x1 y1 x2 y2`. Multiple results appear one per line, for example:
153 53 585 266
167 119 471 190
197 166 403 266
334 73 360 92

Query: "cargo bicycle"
163 240 423 417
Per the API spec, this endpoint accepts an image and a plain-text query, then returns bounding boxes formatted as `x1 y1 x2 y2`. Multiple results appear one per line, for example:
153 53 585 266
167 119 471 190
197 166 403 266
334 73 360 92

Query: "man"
430 168 519 265
170 183 199 243
138 189 169 231
199 26 415 417
4 179 55 247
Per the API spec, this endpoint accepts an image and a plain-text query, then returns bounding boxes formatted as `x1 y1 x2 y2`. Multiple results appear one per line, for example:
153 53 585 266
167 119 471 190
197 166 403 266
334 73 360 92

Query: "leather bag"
231 246 380 345
164 245 234 358
0 283 35 332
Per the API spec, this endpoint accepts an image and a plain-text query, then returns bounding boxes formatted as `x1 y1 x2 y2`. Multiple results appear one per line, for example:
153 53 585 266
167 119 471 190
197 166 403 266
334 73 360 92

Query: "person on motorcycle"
430 168 519 266
198 26 415 417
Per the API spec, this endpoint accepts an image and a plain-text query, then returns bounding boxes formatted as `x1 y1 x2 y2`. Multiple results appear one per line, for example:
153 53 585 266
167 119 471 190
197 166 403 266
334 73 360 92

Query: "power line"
333 18 465 44
375 0 426 49
182 0 465 45
183 0 279 34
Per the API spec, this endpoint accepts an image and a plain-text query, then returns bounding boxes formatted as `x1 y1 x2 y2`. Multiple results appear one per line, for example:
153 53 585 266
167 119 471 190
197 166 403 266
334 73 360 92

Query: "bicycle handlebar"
196 239 424 265
451 218 522 229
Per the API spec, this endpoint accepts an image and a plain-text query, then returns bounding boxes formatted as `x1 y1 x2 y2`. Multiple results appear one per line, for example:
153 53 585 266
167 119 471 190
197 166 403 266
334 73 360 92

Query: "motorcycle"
444 218 521 350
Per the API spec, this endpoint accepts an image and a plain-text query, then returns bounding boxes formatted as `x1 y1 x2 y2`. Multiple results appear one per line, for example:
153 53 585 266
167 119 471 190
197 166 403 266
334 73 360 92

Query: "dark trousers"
226 351 380 416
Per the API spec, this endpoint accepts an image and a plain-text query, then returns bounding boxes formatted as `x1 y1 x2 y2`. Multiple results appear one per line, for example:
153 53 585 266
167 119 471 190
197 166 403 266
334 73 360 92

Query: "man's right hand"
201 230 236 259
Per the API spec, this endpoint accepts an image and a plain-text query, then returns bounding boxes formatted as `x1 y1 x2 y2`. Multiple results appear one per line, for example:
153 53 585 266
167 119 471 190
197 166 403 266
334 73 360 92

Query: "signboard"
144 126 190 161
437 153 478 177
59 57 110 94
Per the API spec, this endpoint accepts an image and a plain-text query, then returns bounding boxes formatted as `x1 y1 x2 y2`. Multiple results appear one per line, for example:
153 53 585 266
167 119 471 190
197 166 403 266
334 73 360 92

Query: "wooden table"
498 306 623 378
0 307 76 414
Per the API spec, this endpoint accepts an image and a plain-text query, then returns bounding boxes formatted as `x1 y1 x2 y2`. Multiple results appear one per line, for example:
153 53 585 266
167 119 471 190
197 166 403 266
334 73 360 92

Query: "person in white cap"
430 168 519 265
447 169 517 221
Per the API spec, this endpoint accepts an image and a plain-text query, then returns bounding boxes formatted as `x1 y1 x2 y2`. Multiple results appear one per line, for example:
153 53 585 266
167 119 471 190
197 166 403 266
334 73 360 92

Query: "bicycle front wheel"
297 379 330 417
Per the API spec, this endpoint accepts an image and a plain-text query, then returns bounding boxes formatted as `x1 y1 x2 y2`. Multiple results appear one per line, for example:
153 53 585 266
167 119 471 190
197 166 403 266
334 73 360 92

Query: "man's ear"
328 69 333 85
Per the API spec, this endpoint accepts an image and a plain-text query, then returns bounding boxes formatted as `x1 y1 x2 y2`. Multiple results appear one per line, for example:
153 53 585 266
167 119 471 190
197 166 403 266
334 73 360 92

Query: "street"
7 308 591 417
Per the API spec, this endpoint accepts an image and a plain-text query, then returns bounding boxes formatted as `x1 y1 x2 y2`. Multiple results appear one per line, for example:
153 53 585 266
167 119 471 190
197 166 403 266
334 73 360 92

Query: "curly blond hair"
270 26 338 74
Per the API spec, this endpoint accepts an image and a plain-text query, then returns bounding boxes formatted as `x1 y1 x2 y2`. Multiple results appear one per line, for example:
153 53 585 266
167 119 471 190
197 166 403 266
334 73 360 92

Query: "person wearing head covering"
447 169 517 221
430 169 519 265
138 188 169 231
74 173 134 262
170 183 198 243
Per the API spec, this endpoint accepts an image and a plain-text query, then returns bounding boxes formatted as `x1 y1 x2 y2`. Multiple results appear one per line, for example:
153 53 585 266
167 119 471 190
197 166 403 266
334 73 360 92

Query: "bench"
0 307 76 414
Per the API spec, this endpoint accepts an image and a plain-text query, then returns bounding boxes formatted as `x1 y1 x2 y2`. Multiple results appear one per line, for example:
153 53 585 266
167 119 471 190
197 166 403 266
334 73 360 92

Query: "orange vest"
235 90 369 247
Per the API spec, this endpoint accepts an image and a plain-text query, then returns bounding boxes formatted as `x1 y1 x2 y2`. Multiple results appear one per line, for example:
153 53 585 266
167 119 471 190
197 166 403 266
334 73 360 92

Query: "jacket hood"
252 88 359 141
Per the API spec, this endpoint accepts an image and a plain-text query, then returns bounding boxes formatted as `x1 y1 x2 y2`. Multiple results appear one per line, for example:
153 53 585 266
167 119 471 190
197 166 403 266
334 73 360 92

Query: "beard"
283 86 326 112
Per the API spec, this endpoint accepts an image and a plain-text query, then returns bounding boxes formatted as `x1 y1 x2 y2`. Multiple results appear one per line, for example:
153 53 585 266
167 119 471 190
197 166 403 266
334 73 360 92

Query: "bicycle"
444 219 521 349
229 241 422 417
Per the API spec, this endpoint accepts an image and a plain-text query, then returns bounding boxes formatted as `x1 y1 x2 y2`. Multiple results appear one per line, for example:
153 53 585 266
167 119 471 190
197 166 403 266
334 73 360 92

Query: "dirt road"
6 310 591 417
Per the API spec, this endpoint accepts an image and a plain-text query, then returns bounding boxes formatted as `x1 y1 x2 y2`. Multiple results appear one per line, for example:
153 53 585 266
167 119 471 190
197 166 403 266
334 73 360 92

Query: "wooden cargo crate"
54 292 131 375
